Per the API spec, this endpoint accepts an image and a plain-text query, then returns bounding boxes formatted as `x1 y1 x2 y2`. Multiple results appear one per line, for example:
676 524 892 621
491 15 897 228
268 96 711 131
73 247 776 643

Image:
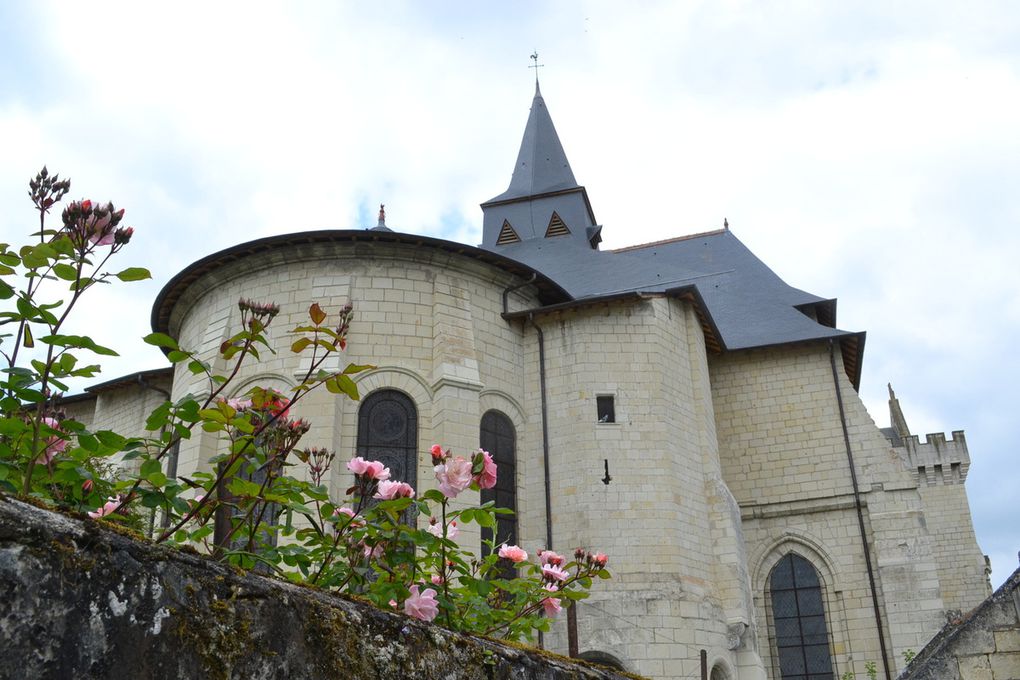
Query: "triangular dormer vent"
545 211 570 238
496 219 521 245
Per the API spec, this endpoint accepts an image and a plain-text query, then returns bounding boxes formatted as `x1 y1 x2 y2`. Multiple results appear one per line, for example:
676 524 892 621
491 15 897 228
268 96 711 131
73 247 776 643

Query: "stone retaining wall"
0 497 637 680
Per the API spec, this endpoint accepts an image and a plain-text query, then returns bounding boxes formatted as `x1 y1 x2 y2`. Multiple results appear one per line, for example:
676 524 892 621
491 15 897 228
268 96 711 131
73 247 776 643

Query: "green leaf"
421 489 446 504
58 352 77 373
290 337 311 353
145 402 172 431
167 350 189 362
343 363 375 375
146 471 168 488
143 332 179 350
139 458 162 478
40 334 118 356
95 430 127 449
53 263 78 281
115 267 152 282
474 511 495 529
325 374 359 401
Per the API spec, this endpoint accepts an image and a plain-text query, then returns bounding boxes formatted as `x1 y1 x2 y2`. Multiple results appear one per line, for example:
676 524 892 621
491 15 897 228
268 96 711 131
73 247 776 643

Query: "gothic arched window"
357 390 418 490
480 410 516 555
769 553 835 680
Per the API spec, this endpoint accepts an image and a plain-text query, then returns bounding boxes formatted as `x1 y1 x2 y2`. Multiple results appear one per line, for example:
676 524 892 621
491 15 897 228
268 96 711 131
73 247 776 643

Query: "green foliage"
0 167 609 642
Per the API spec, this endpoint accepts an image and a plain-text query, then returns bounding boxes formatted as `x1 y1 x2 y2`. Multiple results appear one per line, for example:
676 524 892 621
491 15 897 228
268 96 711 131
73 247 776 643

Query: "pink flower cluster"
61 199 132 250
375 480 415 500
430 445 497 499
347 457 391 481
497 544 528 563
88 496 122 520
403 585 439 622
37 417 67 465
542 584 562 618
427 518 459 540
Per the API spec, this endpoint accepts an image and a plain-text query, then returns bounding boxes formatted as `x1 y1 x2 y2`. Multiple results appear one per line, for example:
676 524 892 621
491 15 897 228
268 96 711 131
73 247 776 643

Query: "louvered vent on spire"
545 211 570 237
495 220 521 245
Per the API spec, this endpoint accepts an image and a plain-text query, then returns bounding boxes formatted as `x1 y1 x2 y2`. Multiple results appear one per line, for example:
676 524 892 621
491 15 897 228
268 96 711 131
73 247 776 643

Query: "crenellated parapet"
900 430 970 486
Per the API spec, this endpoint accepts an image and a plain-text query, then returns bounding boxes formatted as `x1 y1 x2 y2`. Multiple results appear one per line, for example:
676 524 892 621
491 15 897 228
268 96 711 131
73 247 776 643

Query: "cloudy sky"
1 1 1016 587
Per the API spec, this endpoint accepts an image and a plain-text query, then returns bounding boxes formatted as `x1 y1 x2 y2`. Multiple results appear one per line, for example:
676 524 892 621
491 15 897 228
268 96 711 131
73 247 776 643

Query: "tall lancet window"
769 553 835 680
479 410 517 558
357 390 418 494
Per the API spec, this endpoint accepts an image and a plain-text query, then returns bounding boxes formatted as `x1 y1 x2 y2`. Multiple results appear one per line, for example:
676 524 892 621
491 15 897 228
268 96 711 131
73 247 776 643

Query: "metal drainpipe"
828 340 893 680
137 374 179 530
528 313 554 553
502 273 537 316
528 312 560 653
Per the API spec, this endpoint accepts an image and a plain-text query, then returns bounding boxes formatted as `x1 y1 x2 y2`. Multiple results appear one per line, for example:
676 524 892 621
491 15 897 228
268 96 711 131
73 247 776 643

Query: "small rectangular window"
596 395 615 423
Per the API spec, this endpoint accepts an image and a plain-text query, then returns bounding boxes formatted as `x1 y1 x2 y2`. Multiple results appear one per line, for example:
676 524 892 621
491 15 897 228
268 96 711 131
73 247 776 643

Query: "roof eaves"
85 367 174 394
502 285 725 355
152 230 572 338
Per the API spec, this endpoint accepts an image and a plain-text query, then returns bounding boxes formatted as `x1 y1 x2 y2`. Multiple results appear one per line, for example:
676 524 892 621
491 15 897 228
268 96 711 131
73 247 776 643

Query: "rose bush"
0 168 610 642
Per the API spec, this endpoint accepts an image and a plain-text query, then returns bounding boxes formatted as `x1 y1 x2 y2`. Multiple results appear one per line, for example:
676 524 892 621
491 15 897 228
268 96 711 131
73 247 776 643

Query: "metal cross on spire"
529 51 544 86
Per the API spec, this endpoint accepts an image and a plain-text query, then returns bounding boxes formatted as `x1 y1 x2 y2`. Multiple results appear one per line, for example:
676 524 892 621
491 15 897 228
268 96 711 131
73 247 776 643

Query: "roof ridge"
608 227 728 253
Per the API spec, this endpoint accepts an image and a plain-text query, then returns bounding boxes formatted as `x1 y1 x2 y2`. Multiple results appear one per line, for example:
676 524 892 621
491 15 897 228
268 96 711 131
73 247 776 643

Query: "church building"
71 84 991 680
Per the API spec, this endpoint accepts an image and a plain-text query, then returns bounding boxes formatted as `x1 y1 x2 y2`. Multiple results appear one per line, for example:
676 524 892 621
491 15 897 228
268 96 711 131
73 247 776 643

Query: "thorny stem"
23 242 116 496
441 500 453 627
480 566 601 638
165 332 343 546
310 494 367 585
114 331 263 524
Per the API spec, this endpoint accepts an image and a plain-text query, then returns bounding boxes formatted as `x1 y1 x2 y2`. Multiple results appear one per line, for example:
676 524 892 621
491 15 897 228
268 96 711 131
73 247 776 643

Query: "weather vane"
529 51 544 85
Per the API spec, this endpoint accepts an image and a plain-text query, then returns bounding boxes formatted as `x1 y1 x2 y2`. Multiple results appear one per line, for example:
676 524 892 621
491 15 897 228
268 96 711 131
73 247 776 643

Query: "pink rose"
591 552 608 568
498 544 528 563
434 457 473 498
347 456 391 481
362 542 385 559
225 397 252 411
38 417 67 464
404 585 439 622
431 573 444 586
88 495 122 520
333 506 364 529
427 520 459 540
542 564 569 582
538 550 564 567
542 584 562 618
374 480 415 500
474 449 497 490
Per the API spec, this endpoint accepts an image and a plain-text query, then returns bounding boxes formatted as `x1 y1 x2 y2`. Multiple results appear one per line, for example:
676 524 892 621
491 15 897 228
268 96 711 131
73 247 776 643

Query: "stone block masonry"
901 564 1020 680
0 497 640 680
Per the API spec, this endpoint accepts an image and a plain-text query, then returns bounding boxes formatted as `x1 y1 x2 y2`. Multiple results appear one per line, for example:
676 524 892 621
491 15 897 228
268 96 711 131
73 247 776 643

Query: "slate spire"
481 84 600 250
487 82 579 204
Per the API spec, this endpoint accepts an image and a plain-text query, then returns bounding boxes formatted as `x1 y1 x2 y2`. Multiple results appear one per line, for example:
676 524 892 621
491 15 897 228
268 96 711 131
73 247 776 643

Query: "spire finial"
377 204 386 228
529 51 544 89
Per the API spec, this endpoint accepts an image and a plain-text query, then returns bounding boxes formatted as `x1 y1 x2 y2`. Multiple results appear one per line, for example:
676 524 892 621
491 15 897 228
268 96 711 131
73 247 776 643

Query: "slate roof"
495 227 854 350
